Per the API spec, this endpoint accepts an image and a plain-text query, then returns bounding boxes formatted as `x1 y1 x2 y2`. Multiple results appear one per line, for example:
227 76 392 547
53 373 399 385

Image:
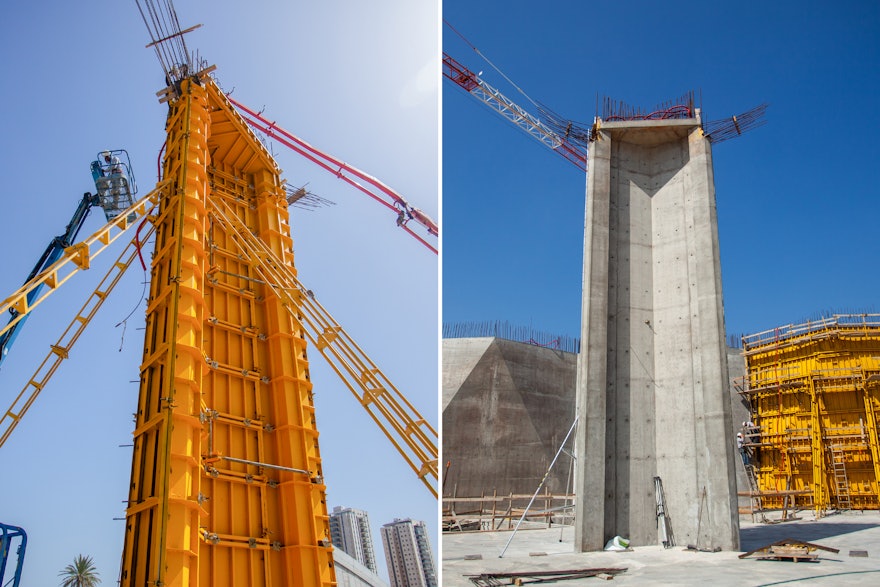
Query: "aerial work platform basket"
90 149 137 221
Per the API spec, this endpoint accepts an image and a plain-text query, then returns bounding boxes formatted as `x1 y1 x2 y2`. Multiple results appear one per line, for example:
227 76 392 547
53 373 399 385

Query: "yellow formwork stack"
741 314 880 515
120 74 335 586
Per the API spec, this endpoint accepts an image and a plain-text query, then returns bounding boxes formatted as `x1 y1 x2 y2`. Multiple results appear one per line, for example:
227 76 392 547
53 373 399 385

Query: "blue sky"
3 0 879 584
442 0 880 343
0 1 437 585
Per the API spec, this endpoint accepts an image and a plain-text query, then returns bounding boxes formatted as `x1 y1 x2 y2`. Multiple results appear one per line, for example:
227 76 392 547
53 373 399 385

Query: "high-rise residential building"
330 506 379 574
380 519 437 587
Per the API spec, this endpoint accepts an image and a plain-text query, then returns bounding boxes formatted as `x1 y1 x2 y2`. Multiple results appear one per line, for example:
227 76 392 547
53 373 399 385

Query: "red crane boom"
228 97 438 254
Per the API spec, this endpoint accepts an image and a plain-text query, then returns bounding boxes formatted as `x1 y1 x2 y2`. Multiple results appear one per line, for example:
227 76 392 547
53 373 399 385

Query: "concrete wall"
334 548 389 587
574 118 740 551
442 337 577 499
727 347 753 512
443 336 750 522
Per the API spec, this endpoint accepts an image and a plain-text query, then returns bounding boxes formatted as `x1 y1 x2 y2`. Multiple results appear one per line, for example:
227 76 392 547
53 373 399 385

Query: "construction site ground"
442 511 880 586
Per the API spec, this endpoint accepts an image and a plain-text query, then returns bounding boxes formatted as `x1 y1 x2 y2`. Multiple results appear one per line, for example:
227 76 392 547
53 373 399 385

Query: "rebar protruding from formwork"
601 91 696 122
536 103 594 149
135 0 198 83
442 320 580 353
703 103 769 144
285 184 336 211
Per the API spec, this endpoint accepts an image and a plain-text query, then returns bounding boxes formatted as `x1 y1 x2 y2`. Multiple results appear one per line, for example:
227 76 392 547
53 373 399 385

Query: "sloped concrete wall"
442 338 577 499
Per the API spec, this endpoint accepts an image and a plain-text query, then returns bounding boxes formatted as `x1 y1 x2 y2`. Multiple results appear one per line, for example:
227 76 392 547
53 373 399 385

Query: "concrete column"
574 117 739 552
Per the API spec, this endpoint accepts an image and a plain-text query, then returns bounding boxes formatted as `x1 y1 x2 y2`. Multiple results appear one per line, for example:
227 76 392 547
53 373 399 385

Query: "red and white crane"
442 52 587 173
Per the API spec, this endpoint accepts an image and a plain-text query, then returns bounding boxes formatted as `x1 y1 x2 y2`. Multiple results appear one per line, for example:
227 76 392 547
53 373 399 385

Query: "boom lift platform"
0 152 139 368
0 155 138 368
89 149 138 221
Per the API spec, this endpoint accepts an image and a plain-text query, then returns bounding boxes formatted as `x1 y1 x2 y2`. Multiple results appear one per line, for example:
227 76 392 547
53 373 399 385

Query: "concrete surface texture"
575 116 739 551
442 337 577 499
334 548 390 587
441 512 880 586
727 347 755 513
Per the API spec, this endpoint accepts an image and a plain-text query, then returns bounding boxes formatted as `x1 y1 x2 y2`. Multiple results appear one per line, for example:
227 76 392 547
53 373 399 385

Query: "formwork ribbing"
574 116 739 551
741 314 880 513
120 77 335 586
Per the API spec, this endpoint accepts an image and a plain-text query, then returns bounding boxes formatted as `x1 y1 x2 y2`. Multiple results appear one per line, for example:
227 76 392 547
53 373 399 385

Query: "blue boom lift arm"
0 192 99 368
0 522 27 587
0 150 136 368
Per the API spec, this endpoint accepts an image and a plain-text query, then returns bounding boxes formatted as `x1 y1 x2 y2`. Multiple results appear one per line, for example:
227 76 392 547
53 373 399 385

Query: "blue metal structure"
0 152 138 367
0 192 99 368
0 522 26 587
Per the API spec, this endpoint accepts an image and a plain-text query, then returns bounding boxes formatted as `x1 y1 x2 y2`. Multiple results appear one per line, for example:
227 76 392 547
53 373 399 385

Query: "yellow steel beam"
121 78 207 587
809 378 827 514
208 195 439 497
863 379 880 503
0 223 157 450
0 184 167 339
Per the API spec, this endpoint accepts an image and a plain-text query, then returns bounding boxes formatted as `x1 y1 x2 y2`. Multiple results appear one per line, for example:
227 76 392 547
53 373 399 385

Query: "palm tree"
58 554 101 587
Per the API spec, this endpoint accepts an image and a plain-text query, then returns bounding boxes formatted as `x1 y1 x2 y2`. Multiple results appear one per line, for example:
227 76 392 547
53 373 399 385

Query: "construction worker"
737 432 749 467
102 151 123 176
102 150 127 201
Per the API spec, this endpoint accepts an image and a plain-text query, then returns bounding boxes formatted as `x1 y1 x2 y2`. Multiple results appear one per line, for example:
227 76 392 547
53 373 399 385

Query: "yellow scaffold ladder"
829 444 852 511
208 195 439 497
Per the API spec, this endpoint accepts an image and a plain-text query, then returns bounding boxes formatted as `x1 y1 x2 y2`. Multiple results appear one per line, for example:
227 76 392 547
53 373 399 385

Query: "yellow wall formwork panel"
121 76 335 586
741 314 880 515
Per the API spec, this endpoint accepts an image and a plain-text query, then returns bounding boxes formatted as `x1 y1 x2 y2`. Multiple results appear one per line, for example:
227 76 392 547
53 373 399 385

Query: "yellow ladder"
744 463 764 517
208 195 438 495
829 444 852 511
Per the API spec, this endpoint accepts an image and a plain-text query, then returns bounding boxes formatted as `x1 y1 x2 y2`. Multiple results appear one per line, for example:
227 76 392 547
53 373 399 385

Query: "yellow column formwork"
742 315 880 514
809 377 825 512
121 76 335 586
864 378 880 489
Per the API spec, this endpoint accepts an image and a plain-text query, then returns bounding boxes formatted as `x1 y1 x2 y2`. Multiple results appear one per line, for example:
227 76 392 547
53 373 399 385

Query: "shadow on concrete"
740 519 880 553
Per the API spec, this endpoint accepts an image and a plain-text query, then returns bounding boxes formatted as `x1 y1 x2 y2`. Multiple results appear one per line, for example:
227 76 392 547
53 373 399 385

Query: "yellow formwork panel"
121 77 335 586
742 315 880 514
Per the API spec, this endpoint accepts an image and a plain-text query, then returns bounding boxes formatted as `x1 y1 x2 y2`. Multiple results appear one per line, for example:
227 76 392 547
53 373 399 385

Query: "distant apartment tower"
380 519 437 587
330 506 378 574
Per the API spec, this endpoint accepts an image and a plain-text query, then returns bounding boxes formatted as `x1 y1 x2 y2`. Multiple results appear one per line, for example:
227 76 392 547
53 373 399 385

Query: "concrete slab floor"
442 513 880 586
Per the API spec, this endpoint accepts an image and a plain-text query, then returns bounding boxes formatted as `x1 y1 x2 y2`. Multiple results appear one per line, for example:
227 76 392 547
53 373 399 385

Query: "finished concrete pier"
574 114 739 551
